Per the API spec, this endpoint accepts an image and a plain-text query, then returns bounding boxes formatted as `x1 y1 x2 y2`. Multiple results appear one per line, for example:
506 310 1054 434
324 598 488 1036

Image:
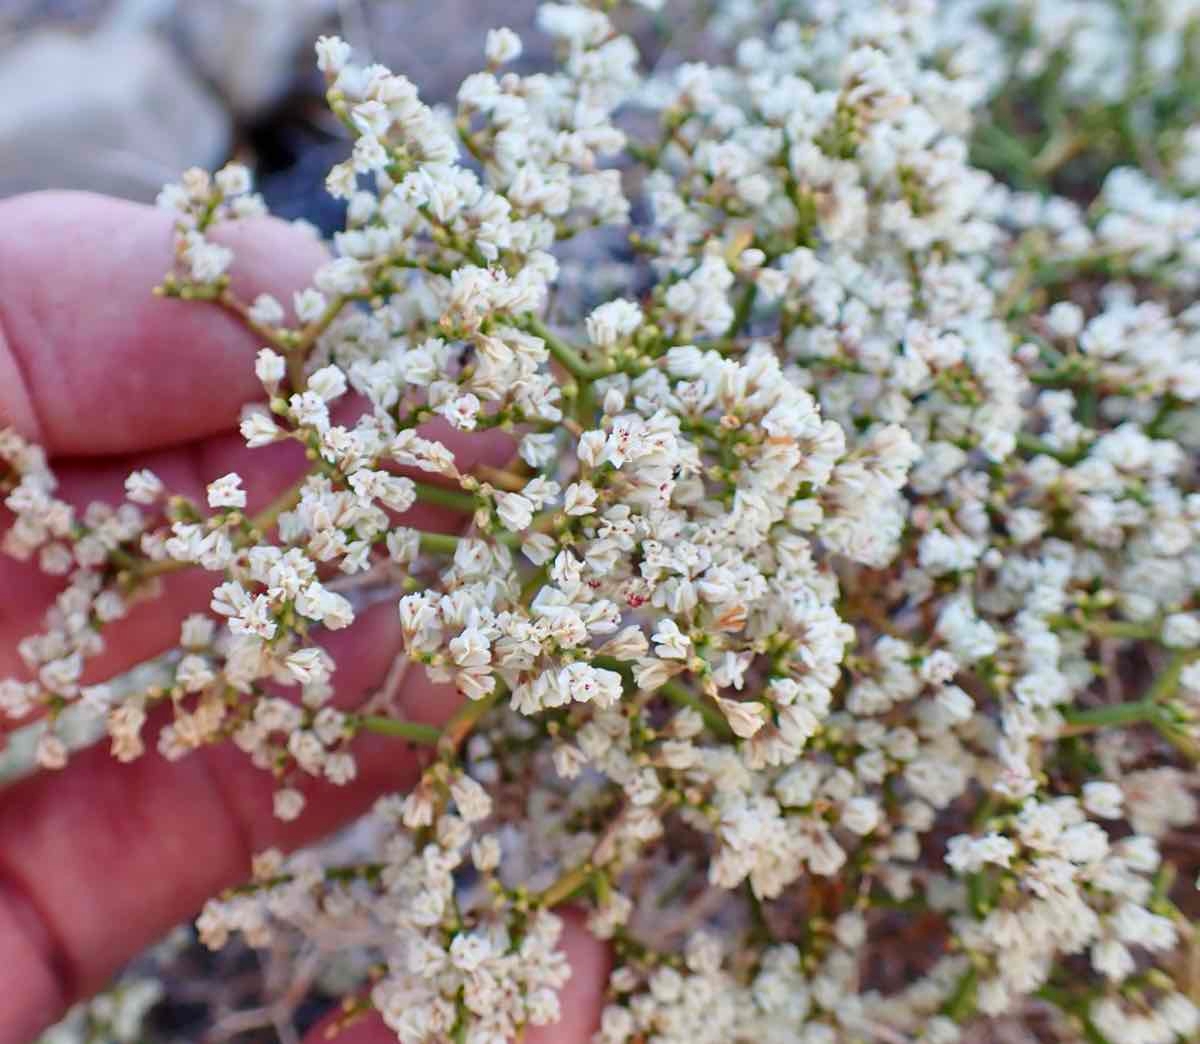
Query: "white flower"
1091 938 1134 981
558 663 623 707
206 473 247 510
946 833 1017 874
841 797 881 835
438 393 482 431
1163 613 1200 648
472 835 501 872
125 469 163 504
486 27 523 65
586 299 643 347
520 433 558 468
1046 301 1085 338
240 410 281 448
296 584 354 630
563 482 598 515
182 233 232 283
307 365 348 402
180 614 215 648
1162 994 1199 1036
248 294 285 326
294 289 327 324
273 788 305 821
315 258 368 296
286 647 331 685
450 775 493 823
449 932 493 973
255 348 286 391
351 100 391 138
449 628 491 669
215 163 252 197
651 619 691 660
315 35 351 74
495 492 535 532
716 697 767 739
325 751 357 785
35 732 68 771
1083 781 1124 819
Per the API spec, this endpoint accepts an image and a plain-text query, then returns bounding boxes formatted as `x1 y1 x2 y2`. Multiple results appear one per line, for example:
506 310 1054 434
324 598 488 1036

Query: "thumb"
303 914 609 1044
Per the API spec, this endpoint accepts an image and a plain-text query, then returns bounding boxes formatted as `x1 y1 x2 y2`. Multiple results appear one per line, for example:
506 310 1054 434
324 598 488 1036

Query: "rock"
365 0 542 104
172 0 335 119
103 0 173 31
0 28 229 201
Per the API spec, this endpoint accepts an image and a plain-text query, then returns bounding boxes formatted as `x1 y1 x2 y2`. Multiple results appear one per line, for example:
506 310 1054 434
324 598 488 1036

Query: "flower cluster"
10 1 1200 1042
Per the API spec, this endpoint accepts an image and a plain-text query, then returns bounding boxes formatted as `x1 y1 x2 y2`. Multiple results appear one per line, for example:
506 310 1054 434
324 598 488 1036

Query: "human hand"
0 192 607 1044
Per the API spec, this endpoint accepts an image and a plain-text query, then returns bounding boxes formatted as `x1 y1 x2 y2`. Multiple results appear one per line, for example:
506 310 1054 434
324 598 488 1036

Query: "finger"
0 420 514 694
0 602 460 1044
0 434 307 687
304 913 611 1044
0 190 327 456
527 915 611 1044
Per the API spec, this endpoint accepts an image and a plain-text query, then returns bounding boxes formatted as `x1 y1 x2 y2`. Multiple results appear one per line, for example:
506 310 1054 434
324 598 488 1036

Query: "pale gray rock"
172 0 335 119
0 28 230 201
362 0 542 103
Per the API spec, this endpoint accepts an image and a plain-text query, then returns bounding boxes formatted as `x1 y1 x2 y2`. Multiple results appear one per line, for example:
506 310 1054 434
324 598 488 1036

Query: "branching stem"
352 715 442 745
521 315 614 381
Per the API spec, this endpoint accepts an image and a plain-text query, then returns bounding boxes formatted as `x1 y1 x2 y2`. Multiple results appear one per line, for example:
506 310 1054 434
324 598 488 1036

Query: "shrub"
8 2 1200 1041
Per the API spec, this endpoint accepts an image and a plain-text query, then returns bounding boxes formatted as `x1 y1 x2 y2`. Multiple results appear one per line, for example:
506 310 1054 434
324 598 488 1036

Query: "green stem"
1015 433 1088 465
455 120 488 166
217 288 289 350
1028 359 1097 388
1150 861 1176 915
745 882 772 942
1032 130 1086 178
1061 699 1159 732
942 967 977 1021
660 679 734 740
415 525 519 554
1045 614 1160 641
521 316 613 381
118 478 307 583
1148 393 1180 438
537 860 594 908
439 686 504 758
418 532 464 556
1146 649 1193 703
412 481 478 513
352 715 442 744
723 282 758 342
289 293 350 390
226 861 384 896
997 259 1036 317
1060 650 1199 758
386 254 456 279
972 123 1037 187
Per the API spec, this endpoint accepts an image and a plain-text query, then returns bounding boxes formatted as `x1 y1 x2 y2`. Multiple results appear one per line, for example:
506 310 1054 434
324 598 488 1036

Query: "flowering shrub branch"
10 1 1200 1042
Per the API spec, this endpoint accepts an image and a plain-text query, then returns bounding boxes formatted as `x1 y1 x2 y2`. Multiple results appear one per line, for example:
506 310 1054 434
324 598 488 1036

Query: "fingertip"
0 191 327 455
209 209 330 316
303 1010 390 1044
302 916 610 1044
417 417 518 474
528 912 610 1044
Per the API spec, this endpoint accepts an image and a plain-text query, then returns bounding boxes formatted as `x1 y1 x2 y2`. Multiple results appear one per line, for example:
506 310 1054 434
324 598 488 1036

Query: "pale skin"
0 192 609 1044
